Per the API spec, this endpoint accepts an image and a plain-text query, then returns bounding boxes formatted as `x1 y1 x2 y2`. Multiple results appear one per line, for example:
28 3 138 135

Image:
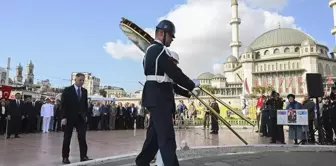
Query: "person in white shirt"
41 98 54 133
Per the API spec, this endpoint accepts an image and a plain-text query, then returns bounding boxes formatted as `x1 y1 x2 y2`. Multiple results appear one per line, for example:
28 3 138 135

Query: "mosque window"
297 62 300 68
284 47 290 53
268 65 270 70
305 48 308 52
284 64 287 70
280 64 282 70
320 49 323 54
288 62 290 69
272 65 274 70
295 47 300 52
273 48 280 54
292 63 295 69
311 47 314 52
256 52 260 59
264 50 270 55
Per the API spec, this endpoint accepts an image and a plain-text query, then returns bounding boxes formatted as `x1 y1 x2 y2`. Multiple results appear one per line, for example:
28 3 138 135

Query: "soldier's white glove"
191 87 200 96
192 79 200 87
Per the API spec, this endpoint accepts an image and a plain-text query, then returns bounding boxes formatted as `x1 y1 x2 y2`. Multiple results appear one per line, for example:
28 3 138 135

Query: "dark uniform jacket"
142 41 195 108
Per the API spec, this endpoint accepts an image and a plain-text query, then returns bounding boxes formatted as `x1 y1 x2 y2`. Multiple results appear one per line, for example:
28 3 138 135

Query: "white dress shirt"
1 106 5 115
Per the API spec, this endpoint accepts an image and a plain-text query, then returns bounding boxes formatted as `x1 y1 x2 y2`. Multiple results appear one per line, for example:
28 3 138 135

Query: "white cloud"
104 0 297 79
243 0 288 10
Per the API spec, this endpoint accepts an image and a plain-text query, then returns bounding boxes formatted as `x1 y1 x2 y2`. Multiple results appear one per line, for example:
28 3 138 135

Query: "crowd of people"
256 90 336 145
0 94 151 138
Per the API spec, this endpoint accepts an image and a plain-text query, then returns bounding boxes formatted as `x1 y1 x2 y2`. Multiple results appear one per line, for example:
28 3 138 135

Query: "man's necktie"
17 100 19 106
77 88 81 100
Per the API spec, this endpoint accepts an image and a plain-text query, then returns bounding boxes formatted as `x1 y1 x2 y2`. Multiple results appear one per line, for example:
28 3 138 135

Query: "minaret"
5 57 10 85
330 0 336 42
15 63 23 83
26 60 34 85
230 0 241 58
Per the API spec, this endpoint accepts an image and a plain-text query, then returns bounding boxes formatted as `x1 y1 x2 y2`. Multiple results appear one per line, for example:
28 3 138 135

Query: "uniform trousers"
135 105 179 166
42 117 51 133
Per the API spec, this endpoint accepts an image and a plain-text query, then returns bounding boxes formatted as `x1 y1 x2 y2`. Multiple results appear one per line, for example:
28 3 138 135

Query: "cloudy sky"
0 0 334 92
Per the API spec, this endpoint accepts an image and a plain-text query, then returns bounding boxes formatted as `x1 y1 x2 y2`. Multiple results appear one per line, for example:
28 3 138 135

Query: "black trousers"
270 118 284 143
128 117 135 129
308 119 315 142
261 111 270 136
135 105 179 166
8 116 21 137
91 116 100 130
100 114 109 130
211 115 219 131
53 116 62 131
62 115 88 158
21 117 28 133
136 116 145 129
26 116 37 133
0 116 6 134
323 118 333 142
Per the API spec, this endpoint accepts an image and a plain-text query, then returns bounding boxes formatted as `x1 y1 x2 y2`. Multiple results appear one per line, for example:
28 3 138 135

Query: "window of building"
284 47 290 53
264 50 270 55
305 48 308 52
295 47 300 52
273 48 280 54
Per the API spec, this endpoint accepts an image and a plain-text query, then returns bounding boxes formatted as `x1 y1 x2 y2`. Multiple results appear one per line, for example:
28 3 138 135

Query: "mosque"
196 0 336 97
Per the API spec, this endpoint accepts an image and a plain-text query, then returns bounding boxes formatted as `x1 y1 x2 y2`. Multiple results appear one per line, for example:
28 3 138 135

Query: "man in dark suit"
61 73 92 164
7 93 24 139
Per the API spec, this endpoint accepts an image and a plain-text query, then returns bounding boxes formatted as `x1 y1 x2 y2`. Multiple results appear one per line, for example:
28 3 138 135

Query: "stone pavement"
83 145 336 166
178 151 336 166
0 127 272 166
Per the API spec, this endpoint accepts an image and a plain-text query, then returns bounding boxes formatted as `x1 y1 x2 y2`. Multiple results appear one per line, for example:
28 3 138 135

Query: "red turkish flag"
272 77 275 87
244 78 250 94
288 77 293 88
279 76 284 86
254 78 259 87
263 78 267 86
328 76 333 85
1 85 12 99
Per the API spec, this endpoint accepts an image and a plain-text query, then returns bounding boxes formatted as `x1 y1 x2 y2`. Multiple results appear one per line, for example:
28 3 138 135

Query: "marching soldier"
135 20 198 166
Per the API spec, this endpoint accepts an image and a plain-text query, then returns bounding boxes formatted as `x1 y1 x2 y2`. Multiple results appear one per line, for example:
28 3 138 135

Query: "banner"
277 109 308 125
1 85 12 99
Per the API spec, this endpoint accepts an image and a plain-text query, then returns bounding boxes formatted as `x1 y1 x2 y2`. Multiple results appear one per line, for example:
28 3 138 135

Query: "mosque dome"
224 55 238 63
301 39 316 46
197 72 214 80
244 46 254 53
250 28 316 50
212 74 225 79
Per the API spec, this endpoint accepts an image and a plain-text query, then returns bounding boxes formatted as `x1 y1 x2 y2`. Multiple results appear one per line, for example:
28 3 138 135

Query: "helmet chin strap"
163 32 167 46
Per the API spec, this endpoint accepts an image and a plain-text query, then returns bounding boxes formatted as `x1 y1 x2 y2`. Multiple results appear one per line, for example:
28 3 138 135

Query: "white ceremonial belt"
146 75 173 83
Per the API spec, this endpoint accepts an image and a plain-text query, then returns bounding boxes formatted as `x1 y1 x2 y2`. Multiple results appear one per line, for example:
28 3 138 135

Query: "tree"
99 89 107 97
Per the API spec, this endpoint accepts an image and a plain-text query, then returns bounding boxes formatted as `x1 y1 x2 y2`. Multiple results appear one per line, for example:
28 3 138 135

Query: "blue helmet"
156 20 175 38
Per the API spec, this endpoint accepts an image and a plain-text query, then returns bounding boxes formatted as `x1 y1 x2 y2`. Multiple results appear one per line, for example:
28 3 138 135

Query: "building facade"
71 72 100 96
196 0 336 98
